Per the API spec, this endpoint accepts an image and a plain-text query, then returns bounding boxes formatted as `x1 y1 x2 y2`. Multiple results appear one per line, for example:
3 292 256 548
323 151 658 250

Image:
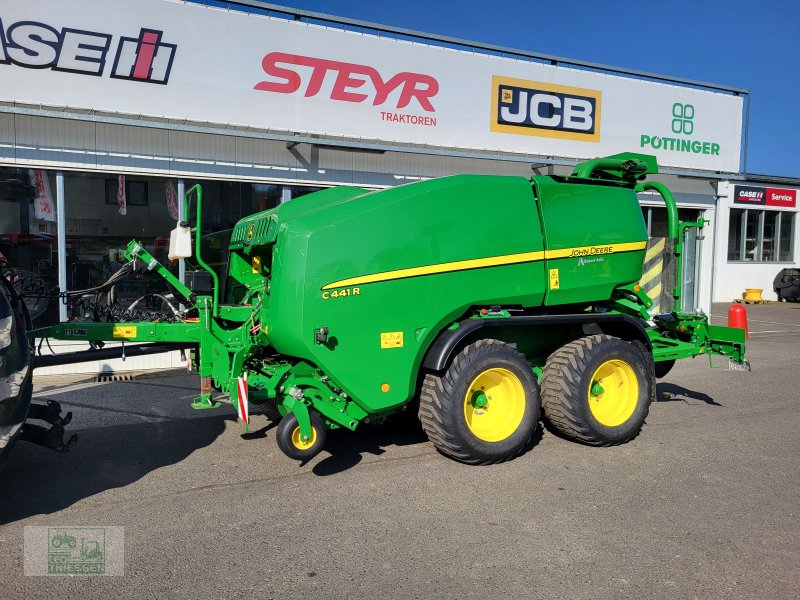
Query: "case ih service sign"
734 186 798 208
0 0 744 172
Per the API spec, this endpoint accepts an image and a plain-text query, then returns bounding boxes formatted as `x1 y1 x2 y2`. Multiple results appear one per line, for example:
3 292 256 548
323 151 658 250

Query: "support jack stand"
20 400 78 452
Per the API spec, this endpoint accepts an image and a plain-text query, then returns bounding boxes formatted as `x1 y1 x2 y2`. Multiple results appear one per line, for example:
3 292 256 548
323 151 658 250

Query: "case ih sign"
734 185 797 208
0 18 176 84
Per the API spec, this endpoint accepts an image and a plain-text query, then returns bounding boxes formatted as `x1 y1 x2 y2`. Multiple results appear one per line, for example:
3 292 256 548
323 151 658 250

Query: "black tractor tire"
419 339 540 465
0 277 33 471
654 359 676 379
275 411 326 461
541 334 654 446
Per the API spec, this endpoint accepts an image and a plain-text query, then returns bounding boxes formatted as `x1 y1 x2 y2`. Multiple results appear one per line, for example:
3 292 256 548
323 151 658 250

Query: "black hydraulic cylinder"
31 343 190 369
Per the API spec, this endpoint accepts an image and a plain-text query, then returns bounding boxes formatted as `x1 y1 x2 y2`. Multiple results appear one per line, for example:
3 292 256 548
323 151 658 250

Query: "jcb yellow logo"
491 76 601 142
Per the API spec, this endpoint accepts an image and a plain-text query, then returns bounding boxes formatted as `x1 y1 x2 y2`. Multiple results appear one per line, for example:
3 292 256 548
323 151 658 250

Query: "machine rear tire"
275 412 326 461
541 335 653 446
419 339 540 465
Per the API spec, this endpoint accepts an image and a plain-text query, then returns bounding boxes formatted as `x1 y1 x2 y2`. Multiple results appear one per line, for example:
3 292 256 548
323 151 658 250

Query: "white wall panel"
95 123 172 173
14 115 96 168
0 113 15 162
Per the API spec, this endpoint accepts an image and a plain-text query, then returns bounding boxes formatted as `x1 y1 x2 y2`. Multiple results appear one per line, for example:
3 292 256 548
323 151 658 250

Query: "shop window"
762 211 778 261
778 213 796 261
64 173 177 320
728 208 795 262
727 209 745 260
0 167 60 326
289 185 324 199
184 181 282 235
104 179 148 206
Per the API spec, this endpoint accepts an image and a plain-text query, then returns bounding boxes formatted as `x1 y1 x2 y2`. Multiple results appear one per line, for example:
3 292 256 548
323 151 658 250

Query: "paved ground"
1 303 798 599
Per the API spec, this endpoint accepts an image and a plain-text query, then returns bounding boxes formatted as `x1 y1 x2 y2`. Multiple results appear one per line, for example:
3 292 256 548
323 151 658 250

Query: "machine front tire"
654 359 676 379
419 339 540 465
275 412 326 461
541 335 653 446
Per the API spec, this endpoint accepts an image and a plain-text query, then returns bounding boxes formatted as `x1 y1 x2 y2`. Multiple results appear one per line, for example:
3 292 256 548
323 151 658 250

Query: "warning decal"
380 331 404 349
112 326 137 338
549 268 560 290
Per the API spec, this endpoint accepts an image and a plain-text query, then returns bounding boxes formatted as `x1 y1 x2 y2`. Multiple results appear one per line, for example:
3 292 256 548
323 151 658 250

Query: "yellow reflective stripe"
322 240 647 290
644 238 666 263
543 241 648 259
649 282 663 311
640 260 663 287
322 251 545 290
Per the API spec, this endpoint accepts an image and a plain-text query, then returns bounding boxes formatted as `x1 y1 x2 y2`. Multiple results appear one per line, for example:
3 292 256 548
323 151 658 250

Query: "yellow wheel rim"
587 359 639 427
291 425 317 450
463 368 526 442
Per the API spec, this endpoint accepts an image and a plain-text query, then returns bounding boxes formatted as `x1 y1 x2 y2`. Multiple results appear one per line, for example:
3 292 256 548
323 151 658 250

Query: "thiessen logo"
734 185 797 208
640 103 720 156
490 76 601 142
254 52 440 127
0 19 176 84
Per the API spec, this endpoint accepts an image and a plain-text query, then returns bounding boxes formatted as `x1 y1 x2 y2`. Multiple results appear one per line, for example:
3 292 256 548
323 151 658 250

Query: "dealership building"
0 0 797 374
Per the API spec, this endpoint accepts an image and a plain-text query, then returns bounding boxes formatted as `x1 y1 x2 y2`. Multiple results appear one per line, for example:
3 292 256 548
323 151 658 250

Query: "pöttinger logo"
640 102 720 157
672 103 694 135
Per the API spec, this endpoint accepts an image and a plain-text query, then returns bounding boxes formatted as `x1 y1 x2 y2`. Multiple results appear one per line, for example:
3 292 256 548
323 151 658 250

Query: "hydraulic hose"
571 157 649 181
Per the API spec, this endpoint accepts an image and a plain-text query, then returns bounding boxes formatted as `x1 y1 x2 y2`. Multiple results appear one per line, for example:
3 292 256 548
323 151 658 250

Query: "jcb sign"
490 76 601 142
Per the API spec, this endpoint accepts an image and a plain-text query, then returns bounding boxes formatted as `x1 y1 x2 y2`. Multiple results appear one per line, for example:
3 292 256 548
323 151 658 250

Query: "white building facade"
0 0 791 374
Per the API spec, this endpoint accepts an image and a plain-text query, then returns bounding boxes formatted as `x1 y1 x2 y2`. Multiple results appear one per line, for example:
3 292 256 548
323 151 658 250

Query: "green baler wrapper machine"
30 153 747 464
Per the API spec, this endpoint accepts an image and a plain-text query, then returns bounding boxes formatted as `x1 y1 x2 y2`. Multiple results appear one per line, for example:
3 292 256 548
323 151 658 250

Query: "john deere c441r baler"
29 153 748 464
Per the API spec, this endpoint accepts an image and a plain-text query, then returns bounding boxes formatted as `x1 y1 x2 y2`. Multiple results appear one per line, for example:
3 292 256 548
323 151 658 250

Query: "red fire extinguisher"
728 304 748 339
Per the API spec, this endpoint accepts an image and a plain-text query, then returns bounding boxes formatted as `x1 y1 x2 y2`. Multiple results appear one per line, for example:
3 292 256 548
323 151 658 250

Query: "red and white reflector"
237 372 249 424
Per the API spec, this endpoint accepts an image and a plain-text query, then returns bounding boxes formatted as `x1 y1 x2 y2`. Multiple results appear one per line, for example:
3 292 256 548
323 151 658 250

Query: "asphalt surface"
1 302 798 599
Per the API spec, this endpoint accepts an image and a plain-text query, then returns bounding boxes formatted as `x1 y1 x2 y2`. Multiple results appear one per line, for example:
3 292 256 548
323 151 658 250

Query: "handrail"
184 184 220 316
635 181 682 308
635 181 679 240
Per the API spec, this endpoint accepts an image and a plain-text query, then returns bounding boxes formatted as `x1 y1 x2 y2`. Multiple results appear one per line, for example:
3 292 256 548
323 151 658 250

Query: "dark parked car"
774 268 800 302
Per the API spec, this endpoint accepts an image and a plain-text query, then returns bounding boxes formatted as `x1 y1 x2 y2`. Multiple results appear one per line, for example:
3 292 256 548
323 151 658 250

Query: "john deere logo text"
0 19 176 84
490 76 601 142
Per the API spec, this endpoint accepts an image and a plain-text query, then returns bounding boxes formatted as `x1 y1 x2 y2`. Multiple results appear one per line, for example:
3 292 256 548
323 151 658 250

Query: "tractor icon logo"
48 527 106 575
49 530 77 549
